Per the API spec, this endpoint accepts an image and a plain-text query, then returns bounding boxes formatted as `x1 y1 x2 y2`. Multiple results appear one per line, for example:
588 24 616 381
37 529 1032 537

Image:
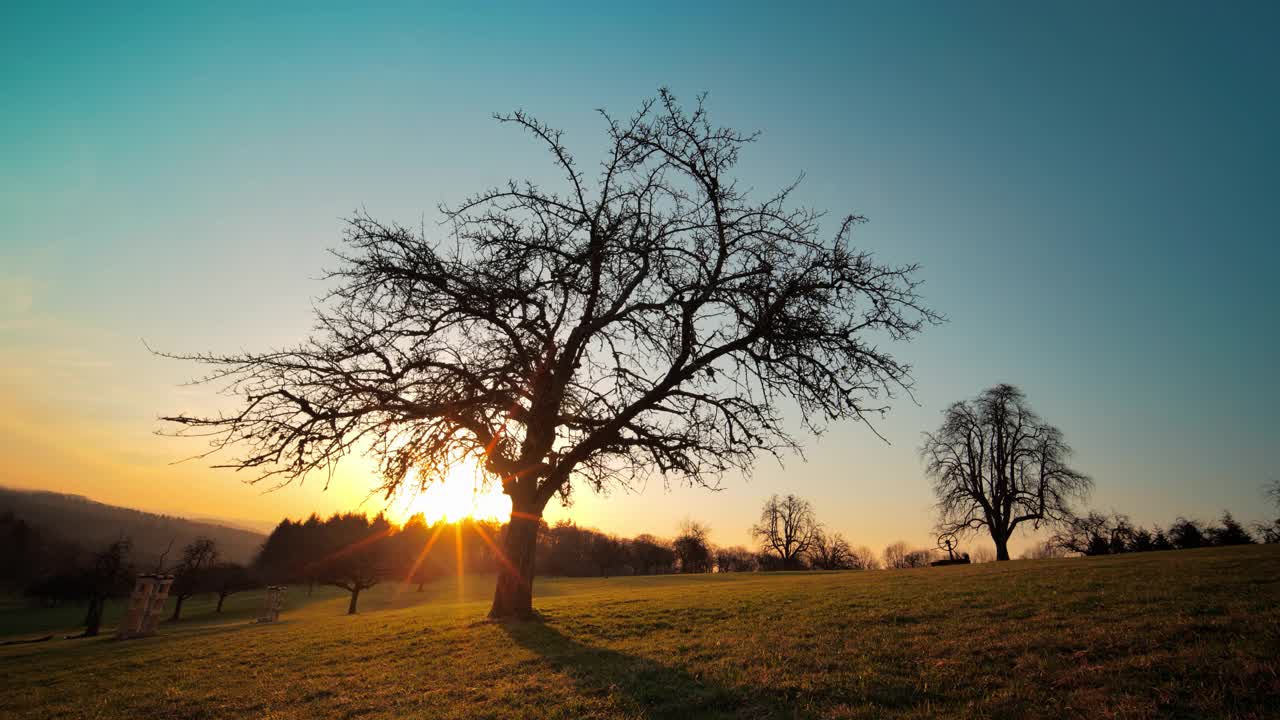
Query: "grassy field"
0 586 324 639
2 545 1277 719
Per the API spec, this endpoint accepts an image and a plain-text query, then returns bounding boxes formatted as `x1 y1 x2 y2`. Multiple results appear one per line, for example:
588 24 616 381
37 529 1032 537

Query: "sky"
2 2 1277 555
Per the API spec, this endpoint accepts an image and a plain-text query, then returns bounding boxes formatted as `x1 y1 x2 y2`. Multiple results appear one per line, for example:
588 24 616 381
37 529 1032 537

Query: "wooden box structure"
257 585 286 623
116 573 174 639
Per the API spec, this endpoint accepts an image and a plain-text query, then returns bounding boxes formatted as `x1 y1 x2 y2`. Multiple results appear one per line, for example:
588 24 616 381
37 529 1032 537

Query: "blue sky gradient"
2 2 1277 551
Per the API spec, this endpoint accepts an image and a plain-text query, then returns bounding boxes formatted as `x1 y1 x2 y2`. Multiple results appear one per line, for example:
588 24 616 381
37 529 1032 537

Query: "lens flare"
394 458 510 524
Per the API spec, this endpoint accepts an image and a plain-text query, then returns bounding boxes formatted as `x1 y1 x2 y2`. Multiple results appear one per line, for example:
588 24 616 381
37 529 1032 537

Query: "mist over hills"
0 486 266 565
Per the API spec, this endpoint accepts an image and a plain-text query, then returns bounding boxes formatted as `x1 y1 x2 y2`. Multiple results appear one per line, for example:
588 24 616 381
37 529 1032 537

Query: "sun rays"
393 458 511 525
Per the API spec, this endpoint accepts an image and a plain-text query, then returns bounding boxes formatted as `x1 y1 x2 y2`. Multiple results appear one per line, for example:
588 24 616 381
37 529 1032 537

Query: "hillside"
0 487 266 565
3 545 1277 719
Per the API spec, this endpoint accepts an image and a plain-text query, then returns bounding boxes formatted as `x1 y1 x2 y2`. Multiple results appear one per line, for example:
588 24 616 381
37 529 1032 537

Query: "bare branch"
160 90 941 525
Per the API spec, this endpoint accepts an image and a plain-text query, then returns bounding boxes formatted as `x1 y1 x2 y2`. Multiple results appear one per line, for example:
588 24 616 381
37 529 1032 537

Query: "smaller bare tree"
316 514 394 614
751 494 820 570
808 530 855 570
903 549 934 568
206 562 258 612
714 546 758 573
80 538 134 637
882 541 911 570
849 545 880 570
672 519 713 574
1052 511 1135 556
170 537 218 621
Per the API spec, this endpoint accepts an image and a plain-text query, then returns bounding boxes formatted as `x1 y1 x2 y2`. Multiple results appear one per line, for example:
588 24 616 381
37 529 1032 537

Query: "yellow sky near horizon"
0 285 1022 555
0 313 387 531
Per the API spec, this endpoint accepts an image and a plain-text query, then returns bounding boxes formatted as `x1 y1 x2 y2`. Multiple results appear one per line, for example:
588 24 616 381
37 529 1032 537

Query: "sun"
393 458 511 525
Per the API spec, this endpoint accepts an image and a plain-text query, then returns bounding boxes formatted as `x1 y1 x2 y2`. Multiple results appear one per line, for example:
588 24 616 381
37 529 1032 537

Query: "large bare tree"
751 494 821 569
160 90 939 618
922 384 1091 561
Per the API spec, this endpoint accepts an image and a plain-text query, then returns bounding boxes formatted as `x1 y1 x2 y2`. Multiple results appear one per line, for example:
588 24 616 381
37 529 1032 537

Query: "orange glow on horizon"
392 458 511 525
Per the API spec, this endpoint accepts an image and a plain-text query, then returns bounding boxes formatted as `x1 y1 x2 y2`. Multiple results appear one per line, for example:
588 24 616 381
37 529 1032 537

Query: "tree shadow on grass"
501 619 772 719
500 616 947 719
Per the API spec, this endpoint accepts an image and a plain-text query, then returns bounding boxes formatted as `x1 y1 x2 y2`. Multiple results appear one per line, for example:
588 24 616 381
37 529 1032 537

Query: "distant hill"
0 487 266 565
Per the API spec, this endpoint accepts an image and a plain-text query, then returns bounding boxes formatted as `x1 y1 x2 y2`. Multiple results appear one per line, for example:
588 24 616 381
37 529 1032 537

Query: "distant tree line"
741 494 881 571
3 504 261 635
9 473 1275 633
251 512 762 614
1049 510 1264 557
4 510 143 633
1 510 83 593
7 517 259 636
247 496 917 615
0 487 263 564
253 512 692 613
1 489 270 636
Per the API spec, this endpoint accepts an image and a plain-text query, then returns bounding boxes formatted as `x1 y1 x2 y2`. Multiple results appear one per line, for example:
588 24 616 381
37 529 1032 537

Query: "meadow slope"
3 545 1278 719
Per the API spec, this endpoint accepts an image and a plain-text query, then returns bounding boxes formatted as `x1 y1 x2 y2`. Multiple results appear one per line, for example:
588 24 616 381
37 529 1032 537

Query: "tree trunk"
83 596 104 637
347 588 360 615
489 505 541 619
216 592 227 613
993 533 1011 561
171 595 186 620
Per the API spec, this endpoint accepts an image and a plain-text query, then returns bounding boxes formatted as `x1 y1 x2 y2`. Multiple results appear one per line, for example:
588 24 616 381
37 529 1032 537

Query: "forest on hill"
0 487 265 571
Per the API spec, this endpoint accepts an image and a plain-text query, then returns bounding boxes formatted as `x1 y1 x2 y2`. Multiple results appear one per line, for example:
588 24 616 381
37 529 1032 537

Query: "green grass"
3 545 1278 719
0 586 332 639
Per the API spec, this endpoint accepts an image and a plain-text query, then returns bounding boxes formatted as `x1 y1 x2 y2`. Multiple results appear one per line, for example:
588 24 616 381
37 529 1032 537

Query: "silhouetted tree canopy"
808 529 855 570
169 537 218 621
313 514 394 615
882 541 918 570
849 545 880 569
751 494 821 570
252 511 688 602
714 545 758 572
540 520 629 577
1053 511 1134 556
80 538 134 637
160 90 939 617
922 384 1091 561
1048 508 1263 557
628 534 678 575
672 519 713 573
1208 511 1254 546
254 513 395 613
0 512 78 592
205 562 258 613
1168 517 1208 549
